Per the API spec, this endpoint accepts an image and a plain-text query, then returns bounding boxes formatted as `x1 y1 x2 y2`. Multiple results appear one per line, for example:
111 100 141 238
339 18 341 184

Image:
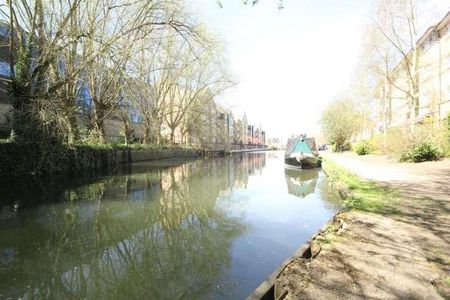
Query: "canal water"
0 151 340 299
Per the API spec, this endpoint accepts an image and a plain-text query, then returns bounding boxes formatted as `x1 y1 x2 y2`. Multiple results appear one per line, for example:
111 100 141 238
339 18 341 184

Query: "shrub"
445 114 450 155
446 113 450 138
353 141 374 155
372 127 413 155
331 142 351 152
399 141 444 163
372 124 448 157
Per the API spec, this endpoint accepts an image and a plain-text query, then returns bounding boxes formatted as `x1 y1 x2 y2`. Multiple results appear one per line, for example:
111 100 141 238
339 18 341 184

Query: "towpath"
277 151 450 299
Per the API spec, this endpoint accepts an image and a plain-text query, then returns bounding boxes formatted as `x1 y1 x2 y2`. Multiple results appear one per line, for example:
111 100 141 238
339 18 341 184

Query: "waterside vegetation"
0 138 202 179
323 159 400 215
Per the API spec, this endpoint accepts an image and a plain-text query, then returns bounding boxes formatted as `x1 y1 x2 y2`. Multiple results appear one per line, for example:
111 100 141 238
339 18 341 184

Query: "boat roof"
285 136 317 158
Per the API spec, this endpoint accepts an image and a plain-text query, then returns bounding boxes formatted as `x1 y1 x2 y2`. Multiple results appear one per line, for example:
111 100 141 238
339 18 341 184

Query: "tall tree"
372 0 420 128
320 95 363 151
4 0 83 141
163 37 233 144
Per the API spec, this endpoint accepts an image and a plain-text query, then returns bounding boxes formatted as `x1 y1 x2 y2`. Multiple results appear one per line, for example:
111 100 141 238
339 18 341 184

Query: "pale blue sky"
188 0 450 140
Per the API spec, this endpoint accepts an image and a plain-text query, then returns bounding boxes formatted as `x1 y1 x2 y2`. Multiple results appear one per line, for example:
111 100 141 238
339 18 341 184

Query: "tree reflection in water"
0 154 267 299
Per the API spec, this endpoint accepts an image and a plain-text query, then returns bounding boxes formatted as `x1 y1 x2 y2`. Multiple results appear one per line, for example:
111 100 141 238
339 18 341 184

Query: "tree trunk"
121 118 131 146
67 110 79 145
383 72 388 147
170 126 176 144
143 121 151 144
94 115 106 144
156 122 162 145
143 129 149 144
409 43 420 132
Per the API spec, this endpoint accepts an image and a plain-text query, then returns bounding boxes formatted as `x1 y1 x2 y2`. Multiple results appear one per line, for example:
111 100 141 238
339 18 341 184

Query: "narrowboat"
284 135 321 169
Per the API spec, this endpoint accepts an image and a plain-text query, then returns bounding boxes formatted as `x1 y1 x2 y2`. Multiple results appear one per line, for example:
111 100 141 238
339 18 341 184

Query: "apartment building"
418 11 450 122
0 21 266 148
379 11 450 129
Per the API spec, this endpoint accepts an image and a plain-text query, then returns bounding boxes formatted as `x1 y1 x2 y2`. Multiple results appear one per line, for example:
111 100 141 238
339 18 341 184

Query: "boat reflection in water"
284 168 319 198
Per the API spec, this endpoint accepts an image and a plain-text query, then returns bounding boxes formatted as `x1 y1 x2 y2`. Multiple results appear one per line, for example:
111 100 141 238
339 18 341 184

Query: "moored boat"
284 135 320 169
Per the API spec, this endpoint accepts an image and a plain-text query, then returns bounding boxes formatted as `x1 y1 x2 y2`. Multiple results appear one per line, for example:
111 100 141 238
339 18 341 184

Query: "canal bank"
271 152 450 299
0 137 270 180
0 139 244 180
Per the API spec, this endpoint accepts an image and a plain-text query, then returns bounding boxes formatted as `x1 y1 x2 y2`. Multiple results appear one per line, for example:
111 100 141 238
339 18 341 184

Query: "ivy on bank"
0 141 111 179
0 140 202 179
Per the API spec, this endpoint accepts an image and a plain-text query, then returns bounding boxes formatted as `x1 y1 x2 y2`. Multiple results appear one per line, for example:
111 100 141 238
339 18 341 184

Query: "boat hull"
284 156 320 169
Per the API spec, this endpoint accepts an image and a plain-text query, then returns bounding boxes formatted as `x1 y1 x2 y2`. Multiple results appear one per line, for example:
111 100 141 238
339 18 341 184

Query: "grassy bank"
323 158 401 215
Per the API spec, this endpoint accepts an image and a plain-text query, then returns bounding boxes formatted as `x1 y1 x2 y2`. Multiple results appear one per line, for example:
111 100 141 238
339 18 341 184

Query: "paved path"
322 151 450 192
277 152 450 299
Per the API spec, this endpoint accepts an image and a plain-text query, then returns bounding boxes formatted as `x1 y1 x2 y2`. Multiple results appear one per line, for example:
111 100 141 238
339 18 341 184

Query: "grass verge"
323 158 401 215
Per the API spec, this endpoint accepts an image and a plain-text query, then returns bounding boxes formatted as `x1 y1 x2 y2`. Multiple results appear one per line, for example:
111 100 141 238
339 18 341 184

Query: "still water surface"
0 151 340 299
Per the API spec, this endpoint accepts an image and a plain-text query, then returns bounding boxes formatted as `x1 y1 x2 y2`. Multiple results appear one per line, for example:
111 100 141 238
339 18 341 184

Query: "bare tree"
81 0 193 143
179 89 217 146
2 0 84 141
163 39 233 144
130 32 184 145
372 0 420 128
1 0 207 144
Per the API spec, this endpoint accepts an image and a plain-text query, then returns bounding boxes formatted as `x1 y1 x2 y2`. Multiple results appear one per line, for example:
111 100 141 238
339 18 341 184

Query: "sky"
187 0 450 141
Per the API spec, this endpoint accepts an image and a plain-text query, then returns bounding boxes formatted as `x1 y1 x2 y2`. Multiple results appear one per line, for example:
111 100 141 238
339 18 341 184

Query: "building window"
130 107 143 124
0 25 8 37
57 59 67 76
76 83 92 114
0 61 12 77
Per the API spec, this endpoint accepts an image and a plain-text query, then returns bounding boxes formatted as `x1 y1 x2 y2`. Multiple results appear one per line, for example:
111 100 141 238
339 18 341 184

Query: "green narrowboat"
284 135 320 169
